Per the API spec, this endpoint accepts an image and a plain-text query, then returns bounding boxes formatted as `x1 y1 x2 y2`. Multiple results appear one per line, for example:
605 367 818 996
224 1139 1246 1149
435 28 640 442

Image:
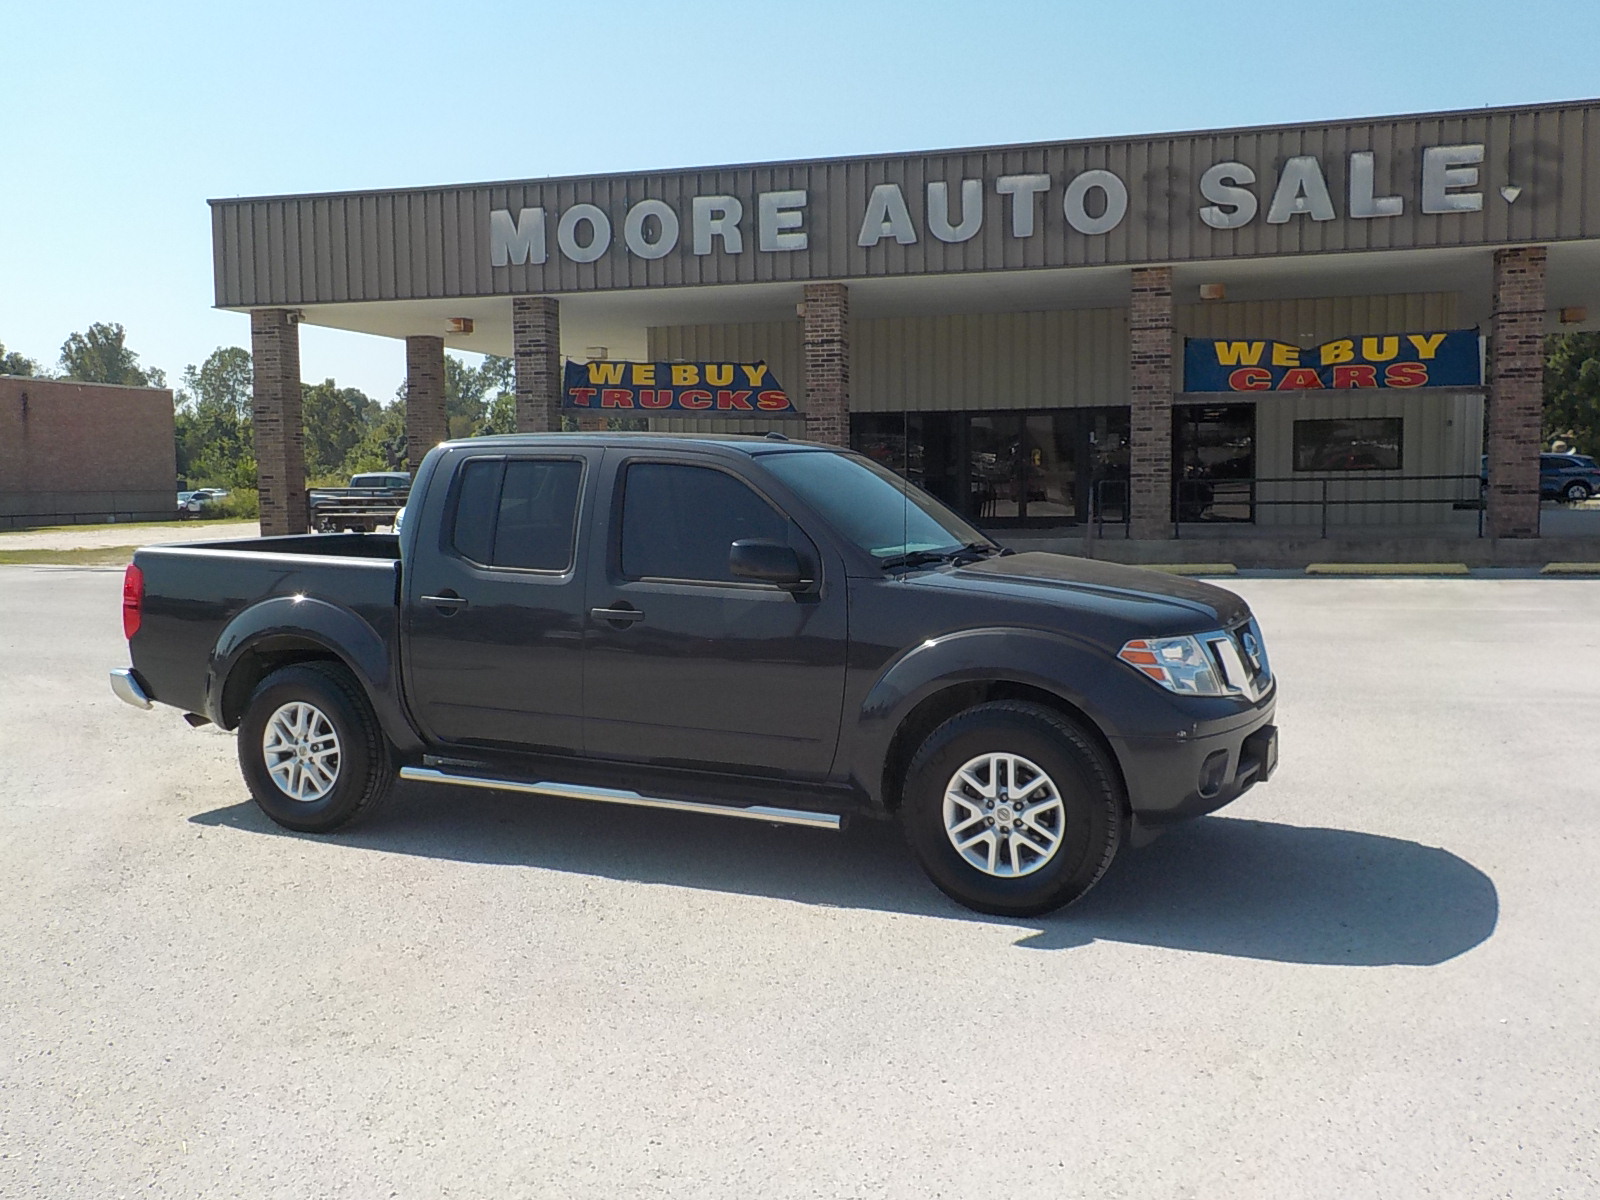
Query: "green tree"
481 354 514 394
302 380 378 477
175 347 255 488
0 339 39 377
179 346 252 419
477 355 517 435
1544 332 1600 457
479 391 518 435
445 354 491 438
341 401 409 474
59 322 166 387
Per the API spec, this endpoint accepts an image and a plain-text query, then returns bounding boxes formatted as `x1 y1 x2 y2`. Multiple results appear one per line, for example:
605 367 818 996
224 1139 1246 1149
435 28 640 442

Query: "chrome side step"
398 766 842 831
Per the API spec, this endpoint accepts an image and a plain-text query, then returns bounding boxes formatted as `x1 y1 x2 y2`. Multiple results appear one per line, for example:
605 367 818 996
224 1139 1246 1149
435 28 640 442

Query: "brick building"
0 377 176 530
211 99 1600 554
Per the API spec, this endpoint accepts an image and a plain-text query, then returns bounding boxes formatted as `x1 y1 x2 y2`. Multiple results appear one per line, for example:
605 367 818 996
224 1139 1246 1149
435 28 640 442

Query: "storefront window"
1293 418 1403 471
851 408 1130 527
1174 404 1256 522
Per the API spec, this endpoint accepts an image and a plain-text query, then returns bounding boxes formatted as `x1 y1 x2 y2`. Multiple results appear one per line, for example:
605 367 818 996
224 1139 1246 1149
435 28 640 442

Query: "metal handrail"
1092 473 1487 539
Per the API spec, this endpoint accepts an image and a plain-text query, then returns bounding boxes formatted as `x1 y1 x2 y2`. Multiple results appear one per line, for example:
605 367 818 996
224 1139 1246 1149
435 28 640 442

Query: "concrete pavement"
0 520 260 551
1 566 1597 1198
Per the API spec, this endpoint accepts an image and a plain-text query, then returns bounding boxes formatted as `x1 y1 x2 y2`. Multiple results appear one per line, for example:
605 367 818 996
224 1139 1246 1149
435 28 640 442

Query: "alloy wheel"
942 752 1066 878
262 701 342 802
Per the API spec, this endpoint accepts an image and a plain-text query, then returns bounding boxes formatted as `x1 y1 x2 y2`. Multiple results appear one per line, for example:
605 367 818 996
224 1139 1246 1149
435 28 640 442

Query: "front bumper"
110 668 153 710
1112 705 1277 829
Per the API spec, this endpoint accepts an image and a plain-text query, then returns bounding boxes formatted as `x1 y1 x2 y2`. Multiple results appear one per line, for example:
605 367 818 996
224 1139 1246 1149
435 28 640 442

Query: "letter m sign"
490 207 547 267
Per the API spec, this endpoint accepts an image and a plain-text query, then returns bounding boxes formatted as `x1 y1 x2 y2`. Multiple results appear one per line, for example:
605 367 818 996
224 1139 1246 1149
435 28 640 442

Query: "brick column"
513 296 561 433
405 335 448 469
1128 267 1174 540
1487 246 1547 539
802 283 849 446
250 309 306 536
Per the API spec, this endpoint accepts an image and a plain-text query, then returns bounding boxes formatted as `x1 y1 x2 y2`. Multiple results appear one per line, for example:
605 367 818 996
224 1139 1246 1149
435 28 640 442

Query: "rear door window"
450 458 583 571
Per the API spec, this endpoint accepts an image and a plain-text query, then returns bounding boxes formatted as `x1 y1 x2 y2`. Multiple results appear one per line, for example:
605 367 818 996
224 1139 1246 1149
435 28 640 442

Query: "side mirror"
729 539 807 590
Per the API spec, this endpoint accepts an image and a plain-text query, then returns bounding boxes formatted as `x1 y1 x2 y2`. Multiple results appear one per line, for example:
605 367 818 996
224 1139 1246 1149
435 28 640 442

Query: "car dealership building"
212 99 1600 556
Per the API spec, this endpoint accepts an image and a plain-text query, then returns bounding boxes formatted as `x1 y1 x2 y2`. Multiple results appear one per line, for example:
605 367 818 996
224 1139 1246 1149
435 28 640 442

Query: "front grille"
1231 616 1271 688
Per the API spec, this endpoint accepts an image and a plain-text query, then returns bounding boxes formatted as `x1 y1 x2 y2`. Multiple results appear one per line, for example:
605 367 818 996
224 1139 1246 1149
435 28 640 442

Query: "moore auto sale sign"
488 143 1497 268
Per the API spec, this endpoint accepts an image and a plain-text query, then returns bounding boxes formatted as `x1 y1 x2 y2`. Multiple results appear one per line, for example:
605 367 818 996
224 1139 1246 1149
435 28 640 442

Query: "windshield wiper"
879 548 957 572
880 542 1004 572
950 540 1007 564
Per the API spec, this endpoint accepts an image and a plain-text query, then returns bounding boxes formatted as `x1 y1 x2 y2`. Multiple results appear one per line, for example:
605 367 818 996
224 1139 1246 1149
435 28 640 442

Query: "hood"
950 551 1251 630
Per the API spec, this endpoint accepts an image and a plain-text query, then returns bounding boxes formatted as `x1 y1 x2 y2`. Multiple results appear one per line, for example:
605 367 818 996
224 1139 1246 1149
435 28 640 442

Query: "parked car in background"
1480 453 1600 502
308 471 412 532
177 488 232 518
1541 453 1600 501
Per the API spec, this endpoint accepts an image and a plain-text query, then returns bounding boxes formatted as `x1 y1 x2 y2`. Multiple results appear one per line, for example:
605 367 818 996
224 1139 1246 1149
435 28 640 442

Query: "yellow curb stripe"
1139 563 1238 575
1305 563 1470 576
1541 563 1600 575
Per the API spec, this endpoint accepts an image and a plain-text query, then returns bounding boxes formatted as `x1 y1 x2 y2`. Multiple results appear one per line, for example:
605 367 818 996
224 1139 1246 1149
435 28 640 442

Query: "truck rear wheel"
900 701 1123 917
237 661 394 833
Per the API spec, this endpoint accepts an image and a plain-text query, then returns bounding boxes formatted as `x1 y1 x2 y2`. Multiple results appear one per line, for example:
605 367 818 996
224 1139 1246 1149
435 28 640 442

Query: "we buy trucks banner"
1183 330 1481 392
563 360 796 412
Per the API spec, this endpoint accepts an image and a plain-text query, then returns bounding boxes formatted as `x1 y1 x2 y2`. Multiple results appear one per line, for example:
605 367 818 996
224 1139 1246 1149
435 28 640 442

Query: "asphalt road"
2 566 1597 1199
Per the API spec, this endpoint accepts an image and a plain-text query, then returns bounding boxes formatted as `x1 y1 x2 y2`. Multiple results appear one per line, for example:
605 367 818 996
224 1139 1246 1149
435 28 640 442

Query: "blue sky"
2 0 1595 402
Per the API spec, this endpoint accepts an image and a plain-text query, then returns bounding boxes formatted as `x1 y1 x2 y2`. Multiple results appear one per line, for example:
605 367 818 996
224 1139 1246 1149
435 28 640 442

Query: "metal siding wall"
1176 292 1459 339
853 309 1129 412
648 309 1130 416
1254 389 1481 527
212 102 1600 307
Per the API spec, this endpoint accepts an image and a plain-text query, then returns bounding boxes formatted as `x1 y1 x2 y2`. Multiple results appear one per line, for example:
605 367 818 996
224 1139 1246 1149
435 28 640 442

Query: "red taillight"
122 563 144 640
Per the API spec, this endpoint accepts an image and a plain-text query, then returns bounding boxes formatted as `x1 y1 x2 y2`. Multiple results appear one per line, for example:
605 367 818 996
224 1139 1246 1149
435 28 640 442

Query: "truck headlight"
1118 635 1226 696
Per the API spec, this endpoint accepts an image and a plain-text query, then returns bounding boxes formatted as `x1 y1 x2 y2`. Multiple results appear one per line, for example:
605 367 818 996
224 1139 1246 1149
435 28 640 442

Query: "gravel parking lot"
2 565 1597 1199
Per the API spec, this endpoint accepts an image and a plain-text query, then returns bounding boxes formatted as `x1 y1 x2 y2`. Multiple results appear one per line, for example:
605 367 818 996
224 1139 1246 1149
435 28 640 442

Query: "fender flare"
205 595 421 754
846 626 1159 808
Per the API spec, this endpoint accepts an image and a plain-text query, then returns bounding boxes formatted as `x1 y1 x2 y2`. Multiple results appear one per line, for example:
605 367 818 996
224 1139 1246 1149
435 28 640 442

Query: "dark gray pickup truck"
111 433 1277 916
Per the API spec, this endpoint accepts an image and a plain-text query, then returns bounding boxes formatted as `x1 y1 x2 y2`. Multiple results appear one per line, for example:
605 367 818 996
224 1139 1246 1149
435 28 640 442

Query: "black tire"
901 701 1124 917
236 661 395 833
1563 481 1591 503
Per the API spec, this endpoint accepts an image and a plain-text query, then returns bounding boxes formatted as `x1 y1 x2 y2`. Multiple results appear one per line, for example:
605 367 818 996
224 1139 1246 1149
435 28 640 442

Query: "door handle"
421 593 469 614
591 605 645 625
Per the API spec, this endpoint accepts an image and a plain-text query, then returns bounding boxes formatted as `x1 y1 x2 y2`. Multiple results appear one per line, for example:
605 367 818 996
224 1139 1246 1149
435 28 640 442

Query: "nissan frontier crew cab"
111 434 1277 916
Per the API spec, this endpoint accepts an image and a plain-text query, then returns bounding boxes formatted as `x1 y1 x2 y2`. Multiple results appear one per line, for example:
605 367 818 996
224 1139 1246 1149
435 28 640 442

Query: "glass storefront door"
851 408 1130 528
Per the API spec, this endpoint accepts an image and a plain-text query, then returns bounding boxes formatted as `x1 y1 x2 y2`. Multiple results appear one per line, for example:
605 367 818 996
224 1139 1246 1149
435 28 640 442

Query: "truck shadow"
191 786 1497 966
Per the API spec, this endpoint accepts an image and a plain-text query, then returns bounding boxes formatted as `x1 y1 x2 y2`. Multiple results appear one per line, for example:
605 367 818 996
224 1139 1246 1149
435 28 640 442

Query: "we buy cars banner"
1183 330 1481 392
563 360 797 413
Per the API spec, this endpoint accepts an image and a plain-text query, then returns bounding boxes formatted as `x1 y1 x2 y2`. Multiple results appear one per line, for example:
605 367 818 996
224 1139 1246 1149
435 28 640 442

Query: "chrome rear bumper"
110 668 153 710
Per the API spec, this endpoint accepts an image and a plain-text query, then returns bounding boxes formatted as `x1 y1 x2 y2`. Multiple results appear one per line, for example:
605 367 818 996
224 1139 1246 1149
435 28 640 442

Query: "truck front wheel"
901 701 1123 917
237 662 395 833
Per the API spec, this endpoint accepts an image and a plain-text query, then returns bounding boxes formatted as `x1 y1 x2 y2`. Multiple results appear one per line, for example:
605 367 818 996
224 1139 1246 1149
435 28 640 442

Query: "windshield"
760 449 988 560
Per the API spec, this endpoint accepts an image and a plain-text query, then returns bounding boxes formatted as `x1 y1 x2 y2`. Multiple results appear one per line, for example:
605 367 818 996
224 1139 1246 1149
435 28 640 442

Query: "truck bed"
129 533 403 719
